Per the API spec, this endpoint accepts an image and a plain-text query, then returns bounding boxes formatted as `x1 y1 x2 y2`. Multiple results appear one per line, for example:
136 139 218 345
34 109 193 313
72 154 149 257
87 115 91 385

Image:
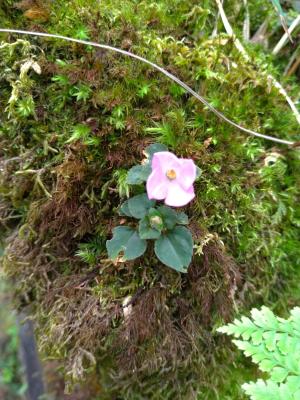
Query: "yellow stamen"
166 169 177 180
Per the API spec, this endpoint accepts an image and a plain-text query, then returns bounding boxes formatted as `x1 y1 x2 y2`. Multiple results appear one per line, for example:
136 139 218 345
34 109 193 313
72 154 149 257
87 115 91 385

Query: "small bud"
150 215 163 229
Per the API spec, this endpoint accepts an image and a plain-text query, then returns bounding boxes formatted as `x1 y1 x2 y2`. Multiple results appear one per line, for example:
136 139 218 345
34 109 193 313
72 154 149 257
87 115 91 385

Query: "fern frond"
218 307 300 399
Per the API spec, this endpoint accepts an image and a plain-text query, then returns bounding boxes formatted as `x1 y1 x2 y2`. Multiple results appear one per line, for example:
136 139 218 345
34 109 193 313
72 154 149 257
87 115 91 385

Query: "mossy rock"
0 1 300 399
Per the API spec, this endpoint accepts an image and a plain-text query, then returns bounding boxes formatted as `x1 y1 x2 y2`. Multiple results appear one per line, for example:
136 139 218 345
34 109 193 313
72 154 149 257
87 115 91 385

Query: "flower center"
166 169 177 180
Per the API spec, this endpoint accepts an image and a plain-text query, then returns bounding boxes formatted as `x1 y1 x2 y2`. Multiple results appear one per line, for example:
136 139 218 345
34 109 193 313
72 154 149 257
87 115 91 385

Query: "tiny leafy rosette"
106 144 198 273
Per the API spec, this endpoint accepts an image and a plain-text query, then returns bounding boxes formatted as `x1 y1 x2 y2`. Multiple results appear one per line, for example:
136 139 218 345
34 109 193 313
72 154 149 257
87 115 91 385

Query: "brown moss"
115 286 191 372
39 276 121 364
189 224 240 324
44 360 103 400
1 135 242 393
105 137 151 168
0 200 14 230
31 153 102 252
2 231 241 395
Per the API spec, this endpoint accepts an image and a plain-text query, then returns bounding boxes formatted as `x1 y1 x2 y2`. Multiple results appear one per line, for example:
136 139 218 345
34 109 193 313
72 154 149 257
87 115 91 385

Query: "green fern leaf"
218 307 300 399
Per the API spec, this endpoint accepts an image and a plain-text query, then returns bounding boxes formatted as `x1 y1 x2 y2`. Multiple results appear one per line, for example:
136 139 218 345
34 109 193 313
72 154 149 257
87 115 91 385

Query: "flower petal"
152 151 181 174
164 182 195 207
146 169 168 200
178 159 197 190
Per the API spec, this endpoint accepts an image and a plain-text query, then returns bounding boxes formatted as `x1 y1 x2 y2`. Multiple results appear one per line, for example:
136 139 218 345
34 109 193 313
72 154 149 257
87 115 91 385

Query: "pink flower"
146 151 197 207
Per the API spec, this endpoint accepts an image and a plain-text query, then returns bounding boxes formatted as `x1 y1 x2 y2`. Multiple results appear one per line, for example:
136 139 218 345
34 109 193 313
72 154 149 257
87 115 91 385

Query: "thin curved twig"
273 14 300 55
0 28 297 146
242 0 250 41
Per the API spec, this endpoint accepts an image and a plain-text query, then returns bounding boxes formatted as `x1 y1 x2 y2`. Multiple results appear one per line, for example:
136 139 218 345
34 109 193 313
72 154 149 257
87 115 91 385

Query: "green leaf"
277 333 290 354
176 211 189 225
260 359 278 372
286 376 300 393
251 307 278 330
252 330 264 345
144 143 168 159
106 226 147 261
119 201 133 217
154 226 193 273
285 354 300 374
263 330 277 351
127 194 155 219
157 206 179 229
126 143 167 186
242 380 282 400
127 164 151 185
139 216 161 239
157 206 189 229
196 166 202 179
290 307 300 336
270 367 289 383
252 352 269 364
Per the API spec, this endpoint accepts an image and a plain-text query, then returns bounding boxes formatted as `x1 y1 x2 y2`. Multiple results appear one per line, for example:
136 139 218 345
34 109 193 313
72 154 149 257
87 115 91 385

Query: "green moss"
0 0 300 398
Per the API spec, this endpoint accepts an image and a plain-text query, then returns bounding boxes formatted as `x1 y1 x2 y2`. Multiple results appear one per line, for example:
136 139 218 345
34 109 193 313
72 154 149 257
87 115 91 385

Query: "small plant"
70 83 92 102
66 123 100 146
145 110 188 147
106 144 199 273
137 83 151 98
16 96 35 117
108 105 126 130
76 237 105 266
113 169 130 198
218 306 300 400
51 74 70 86
0 41 41 119
74 25 90 40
